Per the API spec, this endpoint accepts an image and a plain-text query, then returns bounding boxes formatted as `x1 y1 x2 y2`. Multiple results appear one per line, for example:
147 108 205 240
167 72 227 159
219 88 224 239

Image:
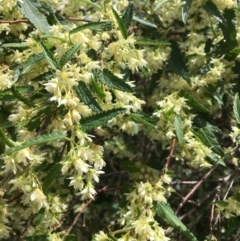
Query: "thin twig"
163 138 176 171
65 186 108 235
0 19 29 24
233 229 240 241
223 179 234 200
6 192 23 204
171 181 198 184
18 215 35 241
214 179 234 226
209 194 218 239
180 172 235 220
175 165 218 215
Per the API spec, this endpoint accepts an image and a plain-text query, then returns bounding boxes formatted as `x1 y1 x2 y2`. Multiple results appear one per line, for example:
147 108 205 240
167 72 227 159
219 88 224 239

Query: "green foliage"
132 15 158 28
39 41 60 70
1 0 240 241
174 115 184 147
18 0 51 34
69 22 112 35
181 0 193 23
74 81 102 112
122 2 134 30
203 1 227 26
42 163 62 193
2 132 65 157
33 208 46 226
169 40 191 86
112 7 128 39
193 127 224 156
80 108 125 131
233 93 240 124
135 39 169 46
96 69 134 93
59 44 81 68
155 202 198 241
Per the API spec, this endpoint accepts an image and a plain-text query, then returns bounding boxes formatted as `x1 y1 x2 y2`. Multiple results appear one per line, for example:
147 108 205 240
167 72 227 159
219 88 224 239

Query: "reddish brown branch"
65 186 108 235
6 192 23 204
163 138 176 171
175 165 218 215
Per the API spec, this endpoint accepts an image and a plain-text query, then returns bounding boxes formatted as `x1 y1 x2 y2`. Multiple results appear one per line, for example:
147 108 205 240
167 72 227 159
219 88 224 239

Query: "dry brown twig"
65 186 109 235
175 165 218 215
163 137 176 171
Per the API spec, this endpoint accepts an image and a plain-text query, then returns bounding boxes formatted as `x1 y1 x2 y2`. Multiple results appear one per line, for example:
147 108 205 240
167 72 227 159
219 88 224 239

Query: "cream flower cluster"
95 179 170 241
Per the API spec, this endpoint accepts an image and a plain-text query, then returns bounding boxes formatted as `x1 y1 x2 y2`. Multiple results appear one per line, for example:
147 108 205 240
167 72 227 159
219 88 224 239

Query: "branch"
163 138 176 171
180 172 235 220
17 215 35 241
0 19 29 24
6 192 23 204
65 186 108 235
175 165 218 215
209 193 218 239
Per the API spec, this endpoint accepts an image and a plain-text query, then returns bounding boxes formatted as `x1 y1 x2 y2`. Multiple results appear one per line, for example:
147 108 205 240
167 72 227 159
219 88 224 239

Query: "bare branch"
175 165 218 215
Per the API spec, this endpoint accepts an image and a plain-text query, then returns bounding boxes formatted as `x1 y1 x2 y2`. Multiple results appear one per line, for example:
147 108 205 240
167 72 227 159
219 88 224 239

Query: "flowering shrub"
0 0 240 240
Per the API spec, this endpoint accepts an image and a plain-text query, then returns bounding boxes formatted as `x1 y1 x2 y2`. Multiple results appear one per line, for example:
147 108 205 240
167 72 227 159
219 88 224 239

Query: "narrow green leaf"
91 79 106 99
14 53 45 71
169 40 191 86
39 41 59 70
33 208 45 226
0 128 15 147
154 202 198 241
2 132 65 157
132 15 157 29
206 82 224 106
203 1 227 26
0 122 13 128
59 44 81 68
233 93 240 124
40 35 68 43
1 43 29 48
42 163 62 193
39 1 60 25
74 82 102 112
18 0 50 34
81 108 125 131
179 90 210 113
0 86 34 101
32 71 54 81
11 86 35 107
107 232 118 241
97 69 133 93
112 7 128 39
154 0 169 11
135 39 169 46
130 113 156 129
70 22 112 35
193 127 224 156
77 0 102 11
122 2 134 29
182 0 193 23
174 115 184 147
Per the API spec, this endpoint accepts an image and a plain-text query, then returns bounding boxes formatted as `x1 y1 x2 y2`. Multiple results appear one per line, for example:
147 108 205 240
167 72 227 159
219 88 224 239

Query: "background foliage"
0 0 240 240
